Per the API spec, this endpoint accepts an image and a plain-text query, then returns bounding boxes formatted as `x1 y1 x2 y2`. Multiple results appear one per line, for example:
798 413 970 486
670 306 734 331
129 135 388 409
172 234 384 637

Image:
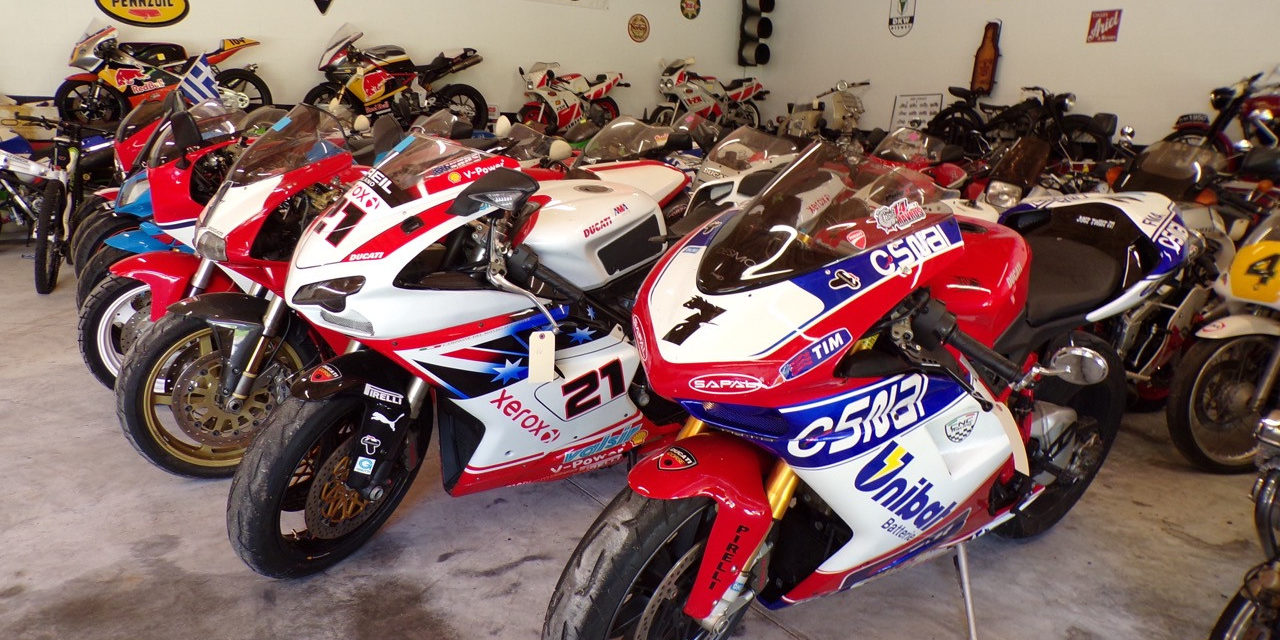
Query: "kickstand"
953 543 979 640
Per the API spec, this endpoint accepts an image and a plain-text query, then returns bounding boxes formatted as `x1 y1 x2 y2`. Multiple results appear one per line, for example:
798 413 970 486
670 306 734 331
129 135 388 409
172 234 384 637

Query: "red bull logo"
360 70 392 99
113 69 146 86
112 69 167 94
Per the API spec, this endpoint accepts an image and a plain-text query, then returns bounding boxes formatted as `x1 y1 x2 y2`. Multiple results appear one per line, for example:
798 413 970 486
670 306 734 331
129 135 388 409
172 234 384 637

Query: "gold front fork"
676 416 798 521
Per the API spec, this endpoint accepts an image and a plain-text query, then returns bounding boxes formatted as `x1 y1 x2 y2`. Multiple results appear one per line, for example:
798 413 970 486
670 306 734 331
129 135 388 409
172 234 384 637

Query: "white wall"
5 2 1280 143
0 0 739 119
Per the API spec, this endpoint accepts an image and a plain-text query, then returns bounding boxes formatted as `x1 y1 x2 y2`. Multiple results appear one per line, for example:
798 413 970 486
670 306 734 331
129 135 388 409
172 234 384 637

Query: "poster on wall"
890 93 942 129
1086 10 1122 43
525 0 609 9
888 0 916 37
95 0 189 27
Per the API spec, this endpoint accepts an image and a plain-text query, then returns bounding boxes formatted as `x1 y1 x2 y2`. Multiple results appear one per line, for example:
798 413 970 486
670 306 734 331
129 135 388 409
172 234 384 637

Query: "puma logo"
370 411 404 432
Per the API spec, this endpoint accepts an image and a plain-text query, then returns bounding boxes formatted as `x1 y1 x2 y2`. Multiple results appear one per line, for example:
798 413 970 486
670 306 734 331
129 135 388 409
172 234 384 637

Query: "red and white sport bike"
226 135 690 578
519 61 628 133
545 142 1190 639
650 57 768 129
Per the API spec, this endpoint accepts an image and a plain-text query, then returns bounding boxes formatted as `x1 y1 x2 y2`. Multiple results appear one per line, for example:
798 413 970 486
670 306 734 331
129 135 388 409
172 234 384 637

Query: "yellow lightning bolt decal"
867 445 908 484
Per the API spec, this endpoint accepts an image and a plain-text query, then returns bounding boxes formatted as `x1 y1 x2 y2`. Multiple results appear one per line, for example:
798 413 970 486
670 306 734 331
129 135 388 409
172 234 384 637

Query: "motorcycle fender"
289 350 415 403
628 433 774 620
65 73 98 83
104 229 170 254
93 187 120 201
109 252 235 321
164 290 269 330
1196 315 1280 339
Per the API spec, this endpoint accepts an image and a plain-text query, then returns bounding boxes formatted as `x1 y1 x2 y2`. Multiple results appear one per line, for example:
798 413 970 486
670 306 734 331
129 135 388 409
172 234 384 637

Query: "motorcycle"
649 57 768 130
224 134 693 578
112 104 382 477
928 85 1115 163
544 141 1189 639
781 80 870 152
304 23 488 131
1167 71 1280 162
518 62 628 133
58 21 270 126
681 124 799 220
1166 197 1280 472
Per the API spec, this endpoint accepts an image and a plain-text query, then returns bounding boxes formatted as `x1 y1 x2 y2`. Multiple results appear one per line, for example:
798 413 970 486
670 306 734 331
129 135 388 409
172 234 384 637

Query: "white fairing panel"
587 162 686 204
201 176 282 238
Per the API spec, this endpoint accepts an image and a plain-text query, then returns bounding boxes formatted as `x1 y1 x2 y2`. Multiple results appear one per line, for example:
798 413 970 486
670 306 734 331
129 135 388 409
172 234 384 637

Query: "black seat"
978 102 1008 114
417 54 452 77
366 44 406 59
948 86 975 101
1023 236 1121 326
1242 148 1280 180
118 42 188 66
722 78 751 92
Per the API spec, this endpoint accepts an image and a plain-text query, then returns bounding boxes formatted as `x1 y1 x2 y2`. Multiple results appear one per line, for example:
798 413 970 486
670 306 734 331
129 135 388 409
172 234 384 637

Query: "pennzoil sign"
95 0 190 27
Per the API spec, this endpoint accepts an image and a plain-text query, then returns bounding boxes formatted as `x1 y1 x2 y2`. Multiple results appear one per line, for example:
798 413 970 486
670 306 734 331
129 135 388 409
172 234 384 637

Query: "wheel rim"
653 109 676 126
93 282 151 378
1189 337 1272 466
66 85 121 124
220 76 267 109
139 327 305 467
446 94 479 122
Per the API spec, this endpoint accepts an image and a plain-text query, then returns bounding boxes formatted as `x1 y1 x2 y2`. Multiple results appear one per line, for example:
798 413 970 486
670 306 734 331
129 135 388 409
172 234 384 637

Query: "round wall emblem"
680 0 701 20
95 0 189 27
628 13 651 43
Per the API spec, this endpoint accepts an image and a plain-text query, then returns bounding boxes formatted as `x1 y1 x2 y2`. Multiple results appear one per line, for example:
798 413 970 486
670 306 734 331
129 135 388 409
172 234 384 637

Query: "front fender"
1197 315 1280 339
104 229 170 254
65 73 98 83
290 350 416 403
629 433 774 620
164 290 269 328
109 252 236 320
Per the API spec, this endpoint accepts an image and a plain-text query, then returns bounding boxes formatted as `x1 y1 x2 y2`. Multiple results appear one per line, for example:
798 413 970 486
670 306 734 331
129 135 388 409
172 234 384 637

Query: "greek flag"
179 55 220 103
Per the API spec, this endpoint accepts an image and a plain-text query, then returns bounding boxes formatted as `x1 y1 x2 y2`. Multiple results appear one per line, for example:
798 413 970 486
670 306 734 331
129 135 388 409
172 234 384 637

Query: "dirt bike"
58 21 269 126
649 57 768 130
224 134 693 578
544 140 1190 639
518 62 628 133
304 23 488 131
1167 71 1280 163
1166 196 1280 472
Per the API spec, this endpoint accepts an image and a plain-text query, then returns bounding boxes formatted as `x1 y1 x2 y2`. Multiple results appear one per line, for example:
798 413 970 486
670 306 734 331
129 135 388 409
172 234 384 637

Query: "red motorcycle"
1167 72 1280 163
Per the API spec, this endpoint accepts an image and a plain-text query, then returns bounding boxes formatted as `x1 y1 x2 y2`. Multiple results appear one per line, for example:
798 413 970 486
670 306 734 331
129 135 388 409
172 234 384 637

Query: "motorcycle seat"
1023 235 1121 325
722 78 753 92
948 86 976 101
418 55 453 77
1241 148 1280 180
118 42 188 66
366 44 407 60
978 103 1008 114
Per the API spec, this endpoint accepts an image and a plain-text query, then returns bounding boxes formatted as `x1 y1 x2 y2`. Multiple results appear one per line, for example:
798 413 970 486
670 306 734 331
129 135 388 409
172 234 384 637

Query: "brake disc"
168 351 278 447
303 441 378 539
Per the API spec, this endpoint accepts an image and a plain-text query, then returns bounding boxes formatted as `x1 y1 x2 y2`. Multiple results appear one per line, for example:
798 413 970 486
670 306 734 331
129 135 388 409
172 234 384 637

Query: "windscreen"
319 23 362 68
376 133 497 192
223 104 348 188
71 20 114 67
410 110 464 137
147 99 244 167
673 113 722 152
503 124 556 162
1118 140 1227 199
697 142 949 294
707 126 798 171
580 117 671 163
872 127 947 164
116 98 168 145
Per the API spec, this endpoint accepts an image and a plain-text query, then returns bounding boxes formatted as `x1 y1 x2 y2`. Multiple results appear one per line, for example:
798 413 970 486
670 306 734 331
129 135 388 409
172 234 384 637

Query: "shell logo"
447 172 463 184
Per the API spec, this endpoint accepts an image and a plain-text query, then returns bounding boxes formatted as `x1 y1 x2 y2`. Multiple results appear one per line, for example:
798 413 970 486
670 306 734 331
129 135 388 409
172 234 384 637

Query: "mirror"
1046 347 1109 386
836 80 850 92
447 168 540 216
170 112 201 152
548 139 572 162
448 120 474 140
493 115 512 137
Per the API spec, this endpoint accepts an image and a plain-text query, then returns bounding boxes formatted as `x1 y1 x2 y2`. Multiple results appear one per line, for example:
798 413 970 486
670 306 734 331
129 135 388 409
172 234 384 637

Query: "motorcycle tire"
927 106 985 156
996 332 1124 538
1166 337 1272 473
71 215 139 279
1055 114 1112 163
54 80 128 126
33 181 65 295
724 101 761 129
544 490 746 640
115 312 319 478
1210 592 1275 640
648 106 676 127
591 97 620 124
227 394 427 578
518 103 558 133
75 245 132 309
215 69 272 111
435 84 489 131
78 274 151 389
302 82 346 109
69 204 118 268
68 193 113 254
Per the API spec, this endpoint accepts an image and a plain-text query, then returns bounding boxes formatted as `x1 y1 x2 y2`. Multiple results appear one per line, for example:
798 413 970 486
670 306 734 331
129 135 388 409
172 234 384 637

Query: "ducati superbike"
650 57 767 129
305 23 488 131
518 62 628 133
225 136 693 578
59 21 270 126
545 141 1188 639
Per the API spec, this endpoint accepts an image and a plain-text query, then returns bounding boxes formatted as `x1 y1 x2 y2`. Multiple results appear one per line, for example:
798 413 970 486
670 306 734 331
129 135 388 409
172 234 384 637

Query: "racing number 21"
563 359 624 419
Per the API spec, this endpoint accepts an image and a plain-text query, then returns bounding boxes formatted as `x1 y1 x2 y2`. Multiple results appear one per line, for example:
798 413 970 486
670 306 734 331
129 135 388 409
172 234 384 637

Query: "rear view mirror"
448 120 474 140
171 112 201 152
447 168 540 216
1045 346 1109 386
836 80 850 92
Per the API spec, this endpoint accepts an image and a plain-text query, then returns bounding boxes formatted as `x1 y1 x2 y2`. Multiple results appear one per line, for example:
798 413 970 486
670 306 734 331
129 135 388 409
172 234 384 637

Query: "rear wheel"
33 181 66 294
723 101 761 129
545 490 746 640
1166 337 1273 473
997 332 1124 538
591 97 620 124
54 80 128 126
78 275 151 388
518 102 558 133
927 108 986 157
227 394 427 578
215 69 272 110
435 84 489 130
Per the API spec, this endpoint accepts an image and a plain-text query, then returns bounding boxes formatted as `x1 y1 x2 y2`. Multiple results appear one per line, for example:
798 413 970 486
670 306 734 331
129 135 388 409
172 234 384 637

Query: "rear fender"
628 433 774 620
1196 315 1280 339
109 252 235 320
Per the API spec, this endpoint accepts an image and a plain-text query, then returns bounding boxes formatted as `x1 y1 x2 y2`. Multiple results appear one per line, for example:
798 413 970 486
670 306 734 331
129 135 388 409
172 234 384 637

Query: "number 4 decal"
562 359 625 420
1246 253 1280 286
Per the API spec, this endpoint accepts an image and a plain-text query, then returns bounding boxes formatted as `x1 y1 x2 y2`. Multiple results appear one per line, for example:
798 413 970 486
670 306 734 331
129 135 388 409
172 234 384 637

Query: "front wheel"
78 274 151 388
1210 589 1280 639
590 97 620 124
54 80 127 126
227 394 426 578
434 84 489 130
215 69 272 111
114 311 318 477
33 181 65 294
518 102 558 132
648 106 677 127
545 490 744 640
1166 336 1275 473
723 101 761 129
71 214 138 278
74 245 131 309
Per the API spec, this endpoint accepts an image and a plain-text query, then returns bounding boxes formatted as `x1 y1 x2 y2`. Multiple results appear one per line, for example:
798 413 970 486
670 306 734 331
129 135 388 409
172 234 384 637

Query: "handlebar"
1214 185 1268 218
6 115 110 136
912 296 1024 383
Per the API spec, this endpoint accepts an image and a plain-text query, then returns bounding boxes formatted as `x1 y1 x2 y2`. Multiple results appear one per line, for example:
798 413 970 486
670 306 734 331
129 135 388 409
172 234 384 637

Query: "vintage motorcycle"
1167 71 1280 161
544 141 1189 639
780 79 870 152
518 62 627 133
928 85 1115 163
304 23 488 130
225 136 693 578
650 57 768 129
58 21 269 126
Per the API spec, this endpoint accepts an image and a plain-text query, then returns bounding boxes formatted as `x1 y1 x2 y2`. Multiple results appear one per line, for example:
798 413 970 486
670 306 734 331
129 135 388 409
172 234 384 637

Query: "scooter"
518 62 628 133
545 141 1188 640
650 57 768 130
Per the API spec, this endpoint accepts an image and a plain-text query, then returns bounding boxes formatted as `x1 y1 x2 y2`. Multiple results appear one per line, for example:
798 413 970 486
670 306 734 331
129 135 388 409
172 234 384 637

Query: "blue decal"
779 329 852 380
563 425 640 463
104 230 169 253
269 116 292 132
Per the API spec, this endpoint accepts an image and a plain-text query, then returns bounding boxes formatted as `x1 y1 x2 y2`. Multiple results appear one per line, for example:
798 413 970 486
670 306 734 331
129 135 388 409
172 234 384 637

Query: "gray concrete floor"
0 230 1260 640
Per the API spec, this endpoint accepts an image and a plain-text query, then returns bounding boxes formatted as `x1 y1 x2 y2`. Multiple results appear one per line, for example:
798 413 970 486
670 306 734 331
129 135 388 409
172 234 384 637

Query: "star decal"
490 358 527 384
569 327 596 344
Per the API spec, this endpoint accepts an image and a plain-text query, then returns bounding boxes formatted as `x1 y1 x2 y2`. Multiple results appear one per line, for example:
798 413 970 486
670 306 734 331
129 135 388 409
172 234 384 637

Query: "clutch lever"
486 223 560 332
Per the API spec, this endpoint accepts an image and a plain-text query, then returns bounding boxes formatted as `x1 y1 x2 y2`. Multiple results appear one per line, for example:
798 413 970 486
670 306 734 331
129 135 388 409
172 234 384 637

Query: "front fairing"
70 22 115 70
319 24 363 70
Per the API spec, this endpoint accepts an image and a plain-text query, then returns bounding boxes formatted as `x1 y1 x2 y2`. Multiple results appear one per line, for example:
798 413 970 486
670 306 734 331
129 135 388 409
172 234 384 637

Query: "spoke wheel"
33 181 65 294
1167 337 1274 472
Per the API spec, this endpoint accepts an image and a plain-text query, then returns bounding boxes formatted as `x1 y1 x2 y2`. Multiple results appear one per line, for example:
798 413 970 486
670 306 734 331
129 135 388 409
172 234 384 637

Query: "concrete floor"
0 230 1261 640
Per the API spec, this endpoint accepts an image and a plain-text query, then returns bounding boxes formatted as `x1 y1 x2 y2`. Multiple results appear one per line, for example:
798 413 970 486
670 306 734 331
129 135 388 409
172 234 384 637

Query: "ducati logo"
888 0 916 37
658 446 697 470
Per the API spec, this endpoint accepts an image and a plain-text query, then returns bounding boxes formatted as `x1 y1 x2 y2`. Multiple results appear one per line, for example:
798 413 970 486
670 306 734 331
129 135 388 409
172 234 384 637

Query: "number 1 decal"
563 359 625 419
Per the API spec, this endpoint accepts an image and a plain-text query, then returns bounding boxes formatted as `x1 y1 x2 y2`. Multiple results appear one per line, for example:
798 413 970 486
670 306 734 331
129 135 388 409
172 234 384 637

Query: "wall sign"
680 0 700 20
525 0 609 9
890 93 942 130
888 0 915 38
1086 9 1121 43
313 0 332 14
628 13 651 43
95 0 189 27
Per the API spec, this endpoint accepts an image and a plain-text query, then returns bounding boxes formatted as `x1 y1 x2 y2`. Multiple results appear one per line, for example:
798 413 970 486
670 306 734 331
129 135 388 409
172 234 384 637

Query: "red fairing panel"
109 252 236 321
148 140 238 225
116 120 161 171
932 216 1030 346
726 80 764 102
628 433 775 620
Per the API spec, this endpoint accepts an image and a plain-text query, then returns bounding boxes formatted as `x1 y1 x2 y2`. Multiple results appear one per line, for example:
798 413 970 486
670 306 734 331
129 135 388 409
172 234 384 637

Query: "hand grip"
913 298 1023 382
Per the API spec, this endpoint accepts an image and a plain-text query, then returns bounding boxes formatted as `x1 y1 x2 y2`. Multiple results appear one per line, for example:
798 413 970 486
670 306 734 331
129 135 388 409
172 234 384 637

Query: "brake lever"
485 224 560 332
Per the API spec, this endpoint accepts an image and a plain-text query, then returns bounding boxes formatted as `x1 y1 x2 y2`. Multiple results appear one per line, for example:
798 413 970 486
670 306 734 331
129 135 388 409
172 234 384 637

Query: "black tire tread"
75 245 132 308
78 274 150 389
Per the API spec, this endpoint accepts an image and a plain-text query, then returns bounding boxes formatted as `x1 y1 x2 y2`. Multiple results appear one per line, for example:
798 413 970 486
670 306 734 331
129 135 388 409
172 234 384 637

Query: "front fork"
346 377 429 500
216 295 288 412
1252 338 1280 415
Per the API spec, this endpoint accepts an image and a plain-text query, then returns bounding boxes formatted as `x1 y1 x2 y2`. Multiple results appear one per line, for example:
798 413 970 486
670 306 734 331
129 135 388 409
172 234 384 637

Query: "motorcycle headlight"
1056 93 1076 112
985 180 1023 211
661 78 674 90
116 176 149 207
293 276 366 313
1211 87 1235 111
195 229 227 262
526 80 535 91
